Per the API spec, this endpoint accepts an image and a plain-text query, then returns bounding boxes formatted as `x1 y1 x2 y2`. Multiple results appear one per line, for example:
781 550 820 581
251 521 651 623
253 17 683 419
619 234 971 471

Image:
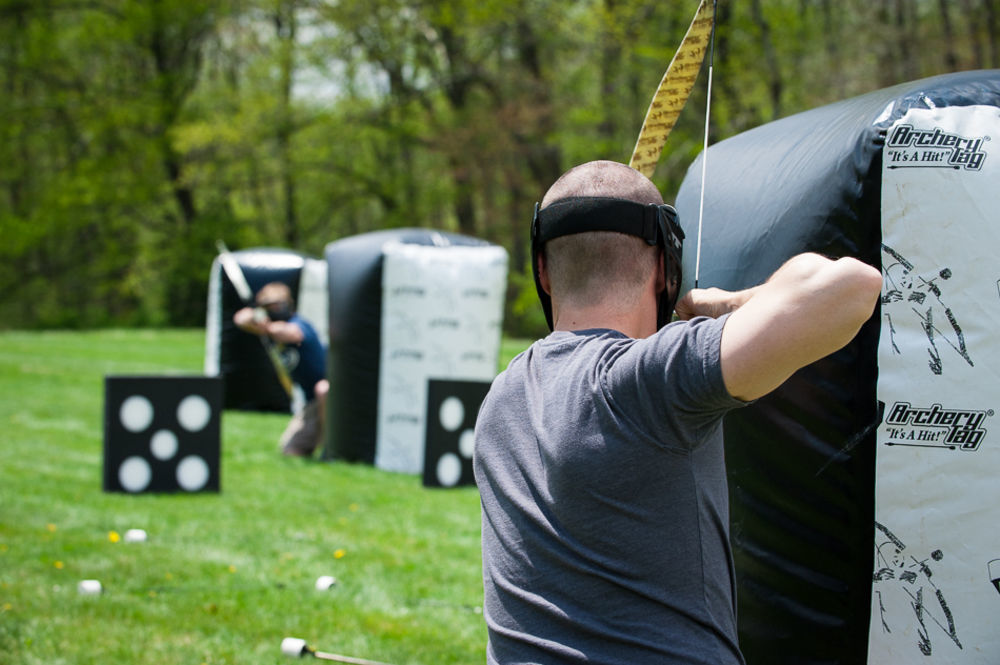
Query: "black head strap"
531 196 684 331
532 197 663 246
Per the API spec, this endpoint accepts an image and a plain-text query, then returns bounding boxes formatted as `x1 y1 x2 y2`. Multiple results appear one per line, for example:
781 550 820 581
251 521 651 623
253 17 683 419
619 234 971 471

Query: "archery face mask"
531 196 684 331
258 300 295 322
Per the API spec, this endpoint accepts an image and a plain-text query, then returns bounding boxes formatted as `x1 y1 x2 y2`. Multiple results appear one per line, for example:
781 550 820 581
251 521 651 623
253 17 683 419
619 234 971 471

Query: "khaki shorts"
279 398 323 457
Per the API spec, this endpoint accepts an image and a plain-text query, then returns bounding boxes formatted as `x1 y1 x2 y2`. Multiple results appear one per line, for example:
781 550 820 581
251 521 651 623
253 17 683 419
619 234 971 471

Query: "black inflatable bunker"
676 70 1000 665
676 71 1000 665
322 229 508 480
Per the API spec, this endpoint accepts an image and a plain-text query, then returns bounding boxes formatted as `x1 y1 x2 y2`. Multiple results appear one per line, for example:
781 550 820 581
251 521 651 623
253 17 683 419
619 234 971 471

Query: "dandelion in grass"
54 561 64 569
228 565 237 573
334 549 346 559
108 531 121 543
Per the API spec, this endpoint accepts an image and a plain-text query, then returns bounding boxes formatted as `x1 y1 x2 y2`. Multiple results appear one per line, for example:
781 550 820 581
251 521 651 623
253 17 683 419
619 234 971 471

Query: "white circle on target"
150 429 179 460
439 397 464 432
436 453 462 487
176 455 210 491
119 456 152 493
177 395 211 432
459 429 476 459
120 396 154 433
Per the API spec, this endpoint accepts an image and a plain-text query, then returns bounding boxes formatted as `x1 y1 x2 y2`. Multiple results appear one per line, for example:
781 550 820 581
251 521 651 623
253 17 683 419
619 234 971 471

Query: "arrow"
281 637 395 665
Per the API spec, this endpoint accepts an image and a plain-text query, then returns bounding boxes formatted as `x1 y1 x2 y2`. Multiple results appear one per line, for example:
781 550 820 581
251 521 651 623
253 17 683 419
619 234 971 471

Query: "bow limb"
628 0 716 179
216 240 295 399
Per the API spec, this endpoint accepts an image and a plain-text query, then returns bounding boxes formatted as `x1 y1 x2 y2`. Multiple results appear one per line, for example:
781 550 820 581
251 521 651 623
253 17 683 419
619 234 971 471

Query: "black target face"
422 379 491 488
103 376 222 493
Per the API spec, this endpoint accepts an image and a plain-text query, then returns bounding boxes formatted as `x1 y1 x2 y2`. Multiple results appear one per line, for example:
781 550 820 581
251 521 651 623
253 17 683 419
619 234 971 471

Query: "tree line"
1 0 995 335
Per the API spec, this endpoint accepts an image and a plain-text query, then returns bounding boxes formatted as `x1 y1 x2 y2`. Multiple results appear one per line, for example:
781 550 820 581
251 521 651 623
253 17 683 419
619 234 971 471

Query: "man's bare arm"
677 254 882 401
233 306 267 335
233 307 305 345
264 320 304 345
675 286 760 321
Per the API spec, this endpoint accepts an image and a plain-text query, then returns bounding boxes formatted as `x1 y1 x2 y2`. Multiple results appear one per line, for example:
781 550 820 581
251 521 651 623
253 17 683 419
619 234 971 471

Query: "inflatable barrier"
675 69 1000 665
322 229 508 477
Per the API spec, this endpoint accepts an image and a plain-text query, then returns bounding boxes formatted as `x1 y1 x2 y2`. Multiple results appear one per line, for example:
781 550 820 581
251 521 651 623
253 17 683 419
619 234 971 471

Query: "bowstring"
694 0 718 289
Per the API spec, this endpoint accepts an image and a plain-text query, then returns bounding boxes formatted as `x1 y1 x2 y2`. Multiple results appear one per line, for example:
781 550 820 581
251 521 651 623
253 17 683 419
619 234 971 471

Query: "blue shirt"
285 313 326 401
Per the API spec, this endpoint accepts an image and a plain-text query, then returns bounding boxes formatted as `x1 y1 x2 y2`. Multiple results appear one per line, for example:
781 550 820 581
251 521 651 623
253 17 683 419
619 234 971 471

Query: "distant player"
234 282 328 456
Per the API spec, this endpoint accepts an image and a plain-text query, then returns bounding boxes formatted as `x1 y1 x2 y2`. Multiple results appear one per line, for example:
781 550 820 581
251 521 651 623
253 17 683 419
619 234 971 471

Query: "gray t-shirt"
474 315 747 665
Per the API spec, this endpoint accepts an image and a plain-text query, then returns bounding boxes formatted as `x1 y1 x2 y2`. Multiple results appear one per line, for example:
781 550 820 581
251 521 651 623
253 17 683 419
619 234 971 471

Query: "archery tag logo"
885 124 989 171
883 401 993 451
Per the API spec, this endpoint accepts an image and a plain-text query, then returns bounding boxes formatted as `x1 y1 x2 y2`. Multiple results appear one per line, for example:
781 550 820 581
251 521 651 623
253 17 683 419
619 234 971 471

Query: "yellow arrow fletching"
629 0 715 178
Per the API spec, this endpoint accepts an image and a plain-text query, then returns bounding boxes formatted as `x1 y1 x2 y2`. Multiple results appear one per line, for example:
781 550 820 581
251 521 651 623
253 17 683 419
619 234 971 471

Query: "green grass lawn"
0 329 532 665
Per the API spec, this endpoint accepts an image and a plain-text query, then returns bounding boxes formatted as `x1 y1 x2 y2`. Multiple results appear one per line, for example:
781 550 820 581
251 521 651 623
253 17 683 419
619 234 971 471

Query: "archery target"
422 379 491 488
104 376 222 493
120 396 154 432
150 430 178 459
118 457 152 493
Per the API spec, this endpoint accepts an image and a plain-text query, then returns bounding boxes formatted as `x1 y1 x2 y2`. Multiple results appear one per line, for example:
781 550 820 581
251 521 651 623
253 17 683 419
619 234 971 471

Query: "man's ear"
538 251 552 296
655 249 666 294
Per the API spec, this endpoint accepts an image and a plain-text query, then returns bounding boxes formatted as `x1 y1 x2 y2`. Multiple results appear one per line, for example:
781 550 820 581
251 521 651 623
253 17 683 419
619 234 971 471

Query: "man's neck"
552 305 657 339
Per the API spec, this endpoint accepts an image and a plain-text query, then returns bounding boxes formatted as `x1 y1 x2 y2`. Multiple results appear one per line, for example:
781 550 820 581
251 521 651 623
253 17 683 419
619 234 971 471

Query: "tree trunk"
819 0 845 99
985 0 1000 67
450 153 478 237
895 0 919 82
937 0 959 70
148 0 202 227
958 0 984 68
598 0 622 146
750 0 782 120
276 0 299 247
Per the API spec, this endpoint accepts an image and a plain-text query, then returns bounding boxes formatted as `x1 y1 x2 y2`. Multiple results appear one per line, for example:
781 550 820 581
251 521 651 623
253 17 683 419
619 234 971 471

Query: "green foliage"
0 328 528 664
0 0 992 329
505 265 550 340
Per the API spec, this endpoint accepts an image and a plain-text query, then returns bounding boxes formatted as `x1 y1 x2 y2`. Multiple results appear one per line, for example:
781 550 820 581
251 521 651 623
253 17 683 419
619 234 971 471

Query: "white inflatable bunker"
322 229 507 475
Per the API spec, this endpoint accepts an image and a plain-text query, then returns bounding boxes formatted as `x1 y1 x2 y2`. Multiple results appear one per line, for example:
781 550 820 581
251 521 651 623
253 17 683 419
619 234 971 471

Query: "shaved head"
541 160 664 209
256 282 294 307
538 161 664 319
